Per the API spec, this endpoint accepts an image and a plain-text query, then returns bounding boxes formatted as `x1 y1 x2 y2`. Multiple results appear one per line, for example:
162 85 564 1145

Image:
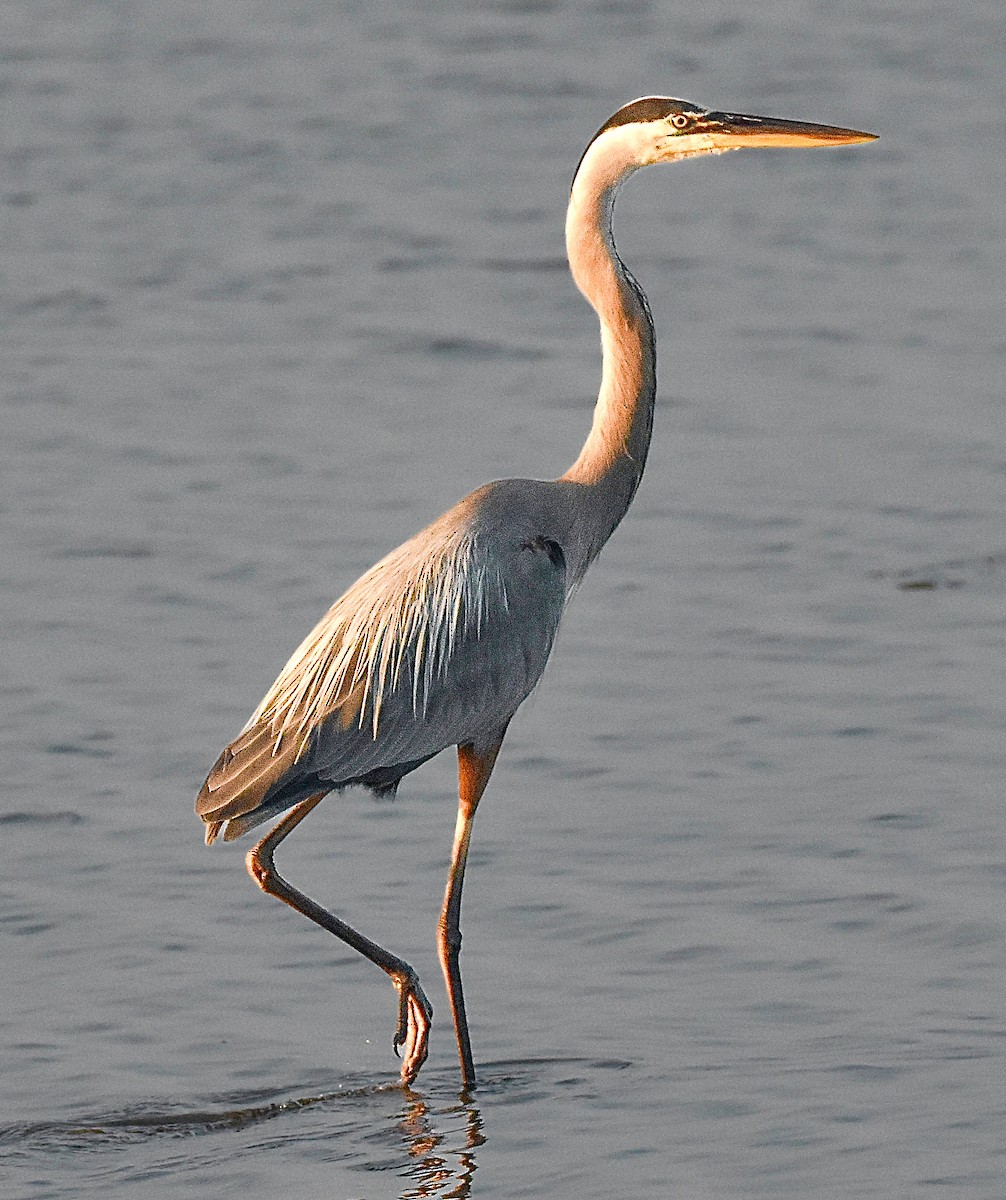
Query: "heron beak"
701 111 877 150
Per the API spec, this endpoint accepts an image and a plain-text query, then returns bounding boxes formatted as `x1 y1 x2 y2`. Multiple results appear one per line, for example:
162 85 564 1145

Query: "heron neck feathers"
559 147 657 566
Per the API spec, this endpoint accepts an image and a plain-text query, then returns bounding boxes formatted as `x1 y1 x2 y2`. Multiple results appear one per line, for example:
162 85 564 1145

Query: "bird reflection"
397 1089 484 1199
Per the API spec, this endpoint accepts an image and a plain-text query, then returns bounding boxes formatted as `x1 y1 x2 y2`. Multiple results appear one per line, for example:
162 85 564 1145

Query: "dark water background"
4 1 1005 1196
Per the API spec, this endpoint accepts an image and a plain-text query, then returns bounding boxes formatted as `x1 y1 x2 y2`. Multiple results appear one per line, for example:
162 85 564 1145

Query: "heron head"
573 96 876 193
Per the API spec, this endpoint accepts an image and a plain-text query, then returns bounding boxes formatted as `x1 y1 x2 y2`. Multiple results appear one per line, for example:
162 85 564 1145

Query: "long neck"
559 152 656 565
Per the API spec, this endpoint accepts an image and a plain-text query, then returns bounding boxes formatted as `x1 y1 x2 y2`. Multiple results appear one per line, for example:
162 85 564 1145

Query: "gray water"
4 1 1005 1197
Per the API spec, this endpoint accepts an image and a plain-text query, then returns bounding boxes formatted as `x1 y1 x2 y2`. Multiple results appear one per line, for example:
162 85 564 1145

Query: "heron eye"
670 114 690 130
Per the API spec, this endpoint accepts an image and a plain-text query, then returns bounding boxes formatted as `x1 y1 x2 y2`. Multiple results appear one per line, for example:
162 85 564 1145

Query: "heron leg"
437 731 506 1091
246 793 433 1087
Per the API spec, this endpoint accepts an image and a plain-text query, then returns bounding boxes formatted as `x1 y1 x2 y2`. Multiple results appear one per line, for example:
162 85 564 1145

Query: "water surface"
4 1 1005 1197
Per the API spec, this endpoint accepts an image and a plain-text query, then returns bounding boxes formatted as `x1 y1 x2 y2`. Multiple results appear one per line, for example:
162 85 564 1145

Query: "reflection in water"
398 1090 484 1199
2 1077 488 1199
4 1061 634 1195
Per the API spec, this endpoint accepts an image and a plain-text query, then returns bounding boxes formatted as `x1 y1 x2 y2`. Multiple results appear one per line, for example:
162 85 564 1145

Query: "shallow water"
4 1 1006 1197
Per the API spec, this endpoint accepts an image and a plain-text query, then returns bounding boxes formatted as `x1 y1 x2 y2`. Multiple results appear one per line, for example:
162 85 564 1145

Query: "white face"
570 114 728 206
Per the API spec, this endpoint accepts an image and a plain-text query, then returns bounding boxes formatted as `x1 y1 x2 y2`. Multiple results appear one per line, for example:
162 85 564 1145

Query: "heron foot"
392 972 433 1086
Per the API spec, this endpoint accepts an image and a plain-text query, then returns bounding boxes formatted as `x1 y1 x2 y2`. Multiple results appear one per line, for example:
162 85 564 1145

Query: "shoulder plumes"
249 529 509 755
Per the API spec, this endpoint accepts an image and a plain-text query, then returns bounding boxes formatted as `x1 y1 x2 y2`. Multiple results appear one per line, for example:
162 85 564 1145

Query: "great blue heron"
196 96 875 1090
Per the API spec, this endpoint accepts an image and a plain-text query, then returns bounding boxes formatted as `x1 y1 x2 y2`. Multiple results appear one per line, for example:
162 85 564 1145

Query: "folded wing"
196 520 567 843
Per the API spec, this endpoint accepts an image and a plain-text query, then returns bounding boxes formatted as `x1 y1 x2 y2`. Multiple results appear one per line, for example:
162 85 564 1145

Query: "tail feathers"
196 722 304 842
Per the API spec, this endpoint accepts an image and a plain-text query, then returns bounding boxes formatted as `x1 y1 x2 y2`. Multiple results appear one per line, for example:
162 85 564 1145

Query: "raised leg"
246 793 433 1086
437 730 506 1091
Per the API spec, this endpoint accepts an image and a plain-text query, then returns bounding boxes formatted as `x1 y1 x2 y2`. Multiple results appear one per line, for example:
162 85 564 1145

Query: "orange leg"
437 730 506 1091
246 793 433 1086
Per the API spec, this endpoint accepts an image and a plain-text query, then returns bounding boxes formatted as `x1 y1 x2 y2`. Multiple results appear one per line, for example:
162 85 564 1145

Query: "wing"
196 518 567 842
